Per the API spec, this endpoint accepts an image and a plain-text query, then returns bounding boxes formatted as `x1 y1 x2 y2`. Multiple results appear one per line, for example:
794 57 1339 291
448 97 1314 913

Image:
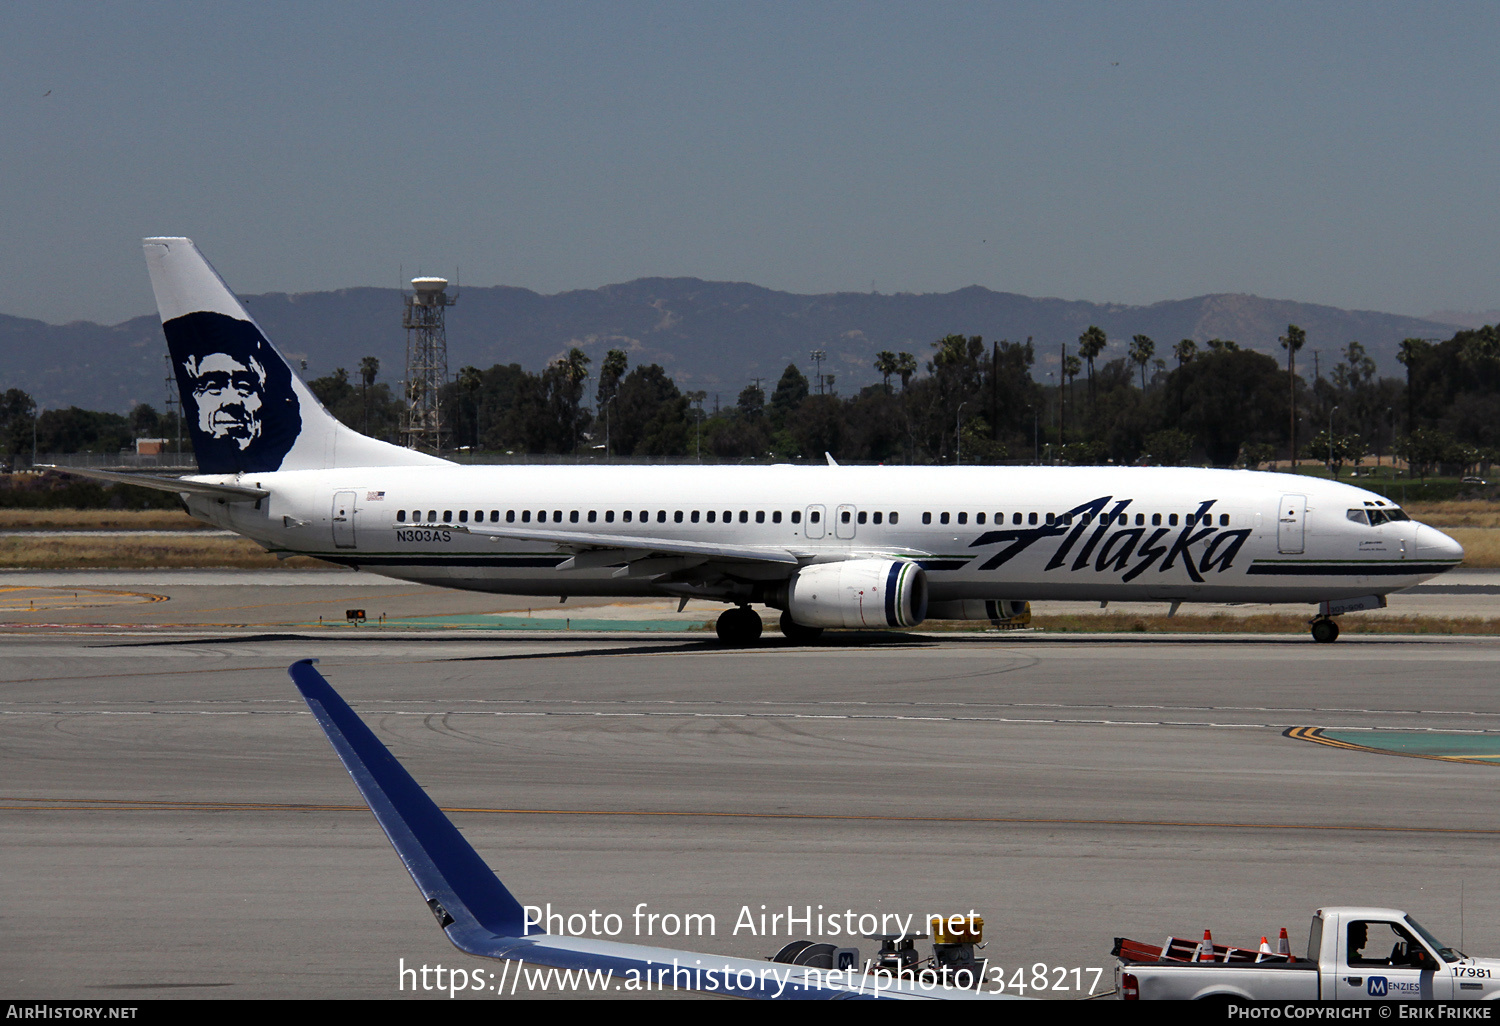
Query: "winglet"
825 452 839 467
288 659 528 943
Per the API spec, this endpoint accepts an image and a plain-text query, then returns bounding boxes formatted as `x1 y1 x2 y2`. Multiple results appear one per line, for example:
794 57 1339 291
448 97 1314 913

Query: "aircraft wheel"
715 607 763 646
1311 618 1340 643
779 611 825 645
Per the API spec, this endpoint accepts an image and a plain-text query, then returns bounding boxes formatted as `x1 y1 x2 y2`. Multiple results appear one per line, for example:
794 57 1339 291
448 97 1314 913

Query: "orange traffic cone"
1278 927 1293 961
1196 929 1214 962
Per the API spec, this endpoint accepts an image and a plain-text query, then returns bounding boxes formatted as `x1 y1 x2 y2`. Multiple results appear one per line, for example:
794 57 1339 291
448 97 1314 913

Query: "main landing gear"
1310 617 1341 644
778 611 824 645
714 605 763 646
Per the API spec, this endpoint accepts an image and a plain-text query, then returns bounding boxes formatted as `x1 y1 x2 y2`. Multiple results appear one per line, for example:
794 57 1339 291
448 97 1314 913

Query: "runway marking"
3 794 1498 835
0 587 166 611
1286 726 1500 766
9 702 1500 733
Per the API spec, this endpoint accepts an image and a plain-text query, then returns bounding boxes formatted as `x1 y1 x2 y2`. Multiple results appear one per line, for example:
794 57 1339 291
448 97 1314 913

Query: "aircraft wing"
289 659 1013 1000
37 465 269 501
418 522 803 568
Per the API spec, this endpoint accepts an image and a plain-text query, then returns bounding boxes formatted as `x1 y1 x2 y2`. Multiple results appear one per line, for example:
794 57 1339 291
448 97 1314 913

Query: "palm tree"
1279 324 1306 466
874 351 899 392
358 356 380 434
1129 334 1155 390
1173 339 1197 368
1396 337 1430 437
894 352 917 391
1077 325 1107 413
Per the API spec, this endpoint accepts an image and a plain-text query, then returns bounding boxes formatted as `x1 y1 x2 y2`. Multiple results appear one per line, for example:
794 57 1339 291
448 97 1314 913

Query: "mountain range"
0 279 1465 413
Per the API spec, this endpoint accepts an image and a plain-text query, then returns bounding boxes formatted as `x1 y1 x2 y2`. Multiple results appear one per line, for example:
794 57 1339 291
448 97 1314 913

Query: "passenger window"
889 512 898 525
475 510 483 522
723 510 731 522
641 511 648 522
791 511 801 524
459 510 469 523
1062 514 1072 525
923 512 932 525
957 512 967 525
739 511 748 523
537 510 547 523
691 511 700 523
588 510 598 523
428 510 437 522
443 510 453 522
975 513 985 525
605 510 615 523
658 511 667 523
840 510 851 524
707 511 716 523
554 510 562 522
1135 513 1144 526
570 510 579 523
490 511 499 522
940 512 950 525
522 510 531 523
755 511 765 523
623 510 633 523
810 511 821 524
397 510 406 523
872 511 882 525
1184 514 1194 526
1169 514 1179 526
1219 514 1229 526
1152 513 1161 526
1028 512 1037 525
675 511 684 523
857 511 867 524
1046 513 1055 525
773 511 783 523
506 510 515 523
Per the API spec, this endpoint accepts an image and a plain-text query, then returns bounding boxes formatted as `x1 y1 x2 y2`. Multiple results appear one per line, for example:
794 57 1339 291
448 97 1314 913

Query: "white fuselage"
187 464 1463 607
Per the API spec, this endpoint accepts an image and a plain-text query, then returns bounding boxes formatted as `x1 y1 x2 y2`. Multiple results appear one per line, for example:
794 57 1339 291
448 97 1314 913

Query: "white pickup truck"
1114 907 1500 1001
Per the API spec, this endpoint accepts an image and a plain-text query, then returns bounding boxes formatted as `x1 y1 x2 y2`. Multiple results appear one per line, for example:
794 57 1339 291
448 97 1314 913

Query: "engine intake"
785 559 928 629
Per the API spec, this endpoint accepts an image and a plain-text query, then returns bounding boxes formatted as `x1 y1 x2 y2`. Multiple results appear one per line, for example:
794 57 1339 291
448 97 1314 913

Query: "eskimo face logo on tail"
165 311 301 474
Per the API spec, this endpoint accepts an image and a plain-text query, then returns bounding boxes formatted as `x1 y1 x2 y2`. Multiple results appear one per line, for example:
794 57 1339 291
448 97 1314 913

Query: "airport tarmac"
4 577 1500 999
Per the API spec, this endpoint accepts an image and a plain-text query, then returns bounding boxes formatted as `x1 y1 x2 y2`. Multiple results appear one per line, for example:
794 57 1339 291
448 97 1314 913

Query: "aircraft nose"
1415 524 1464 563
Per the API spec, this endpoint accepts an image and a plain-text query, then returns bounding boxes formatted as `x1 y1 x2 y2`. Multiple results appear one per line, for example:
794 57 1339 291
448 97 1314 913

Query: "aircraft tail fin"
287 659 529 942
142 238 446 475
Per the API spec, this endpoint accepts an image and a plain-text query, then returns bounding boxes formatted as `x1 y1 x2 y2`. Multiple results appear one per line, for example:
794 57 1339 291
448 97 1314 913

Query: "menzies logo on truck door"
968 495 1252 583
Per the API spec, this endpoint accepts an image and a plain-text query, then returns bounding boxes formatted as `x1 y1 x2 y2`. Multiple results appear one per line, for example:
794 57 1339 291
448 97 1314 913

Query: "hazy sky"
3 1 1497 326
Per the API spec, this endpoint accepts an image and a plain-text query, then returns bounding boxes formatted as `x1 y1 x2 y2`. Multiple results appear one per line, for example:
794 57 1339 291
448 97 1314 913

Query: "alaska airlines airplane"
63 238 1465 644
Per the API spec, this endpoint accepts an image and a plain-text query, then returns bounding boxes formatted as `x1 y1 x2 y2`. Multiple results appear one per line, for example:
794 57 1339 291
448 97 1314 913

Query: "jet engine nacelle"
786 559 928 629
926 599 1032 627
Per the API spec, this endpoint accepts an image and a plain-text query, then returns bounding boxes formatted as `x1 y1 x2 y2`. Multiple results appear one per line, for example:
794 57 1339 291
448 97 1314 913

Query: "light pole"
810 350 826 396
600 395 616 460
1328 405 1338 478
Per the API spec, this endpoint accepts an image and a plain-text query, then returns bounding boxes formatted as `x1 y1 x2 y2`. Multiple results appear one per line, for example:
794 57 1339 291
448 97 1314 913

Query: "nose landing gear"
1310 617 1340 644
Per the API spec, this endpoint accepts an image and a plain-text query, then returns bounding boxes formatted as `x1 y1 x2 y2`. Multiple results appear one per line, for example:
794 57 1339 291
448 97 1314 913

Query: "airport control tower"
401 276 456 453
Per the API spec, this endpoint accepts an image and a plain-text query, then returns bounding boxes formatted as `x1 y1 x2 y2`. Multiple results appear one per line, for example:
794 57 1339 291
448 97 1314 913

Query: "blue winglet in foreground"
289 659 1012 1000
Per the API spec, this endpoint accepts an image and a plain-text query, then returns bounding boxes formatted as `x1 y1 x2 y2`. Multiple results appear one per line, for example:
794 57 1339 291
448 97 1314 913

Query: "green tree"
1077 325 1107 413
1129 334 1155 390
874 351 899 392
769 363 810 425
1279 324 1306 464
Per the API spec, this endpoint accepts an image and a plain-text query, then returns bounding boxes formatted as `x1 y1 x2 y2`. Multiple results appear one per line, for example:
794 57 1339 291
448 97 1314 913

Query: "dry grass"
922 613 1500 635
1406 501 1500 529
0 536 333 569
0 509 208 531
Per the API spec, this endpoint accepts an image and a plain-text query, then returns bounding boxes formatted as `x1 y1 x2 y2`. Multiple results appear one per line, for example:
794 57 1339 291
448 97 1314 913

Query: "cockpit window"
1347 509 1370 526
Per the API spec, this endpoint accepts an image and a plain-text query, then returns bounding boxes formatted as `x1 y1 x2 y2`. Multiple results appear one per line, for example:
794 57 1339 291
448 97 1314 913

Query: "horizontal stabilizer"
38 466 268 501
